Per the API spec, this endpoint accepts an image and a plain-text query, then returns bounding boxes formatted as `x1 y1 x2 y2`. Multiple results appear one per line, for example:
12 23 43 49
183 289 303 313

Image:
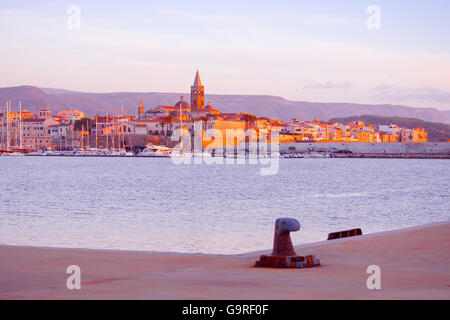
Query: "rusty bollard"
327 228 362 240
255 218 320 268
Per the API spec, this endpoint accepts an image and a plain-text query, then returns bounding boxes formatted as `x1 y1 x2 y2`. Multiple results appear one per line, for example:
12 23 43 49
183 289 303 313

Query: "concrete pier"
279 142 450 155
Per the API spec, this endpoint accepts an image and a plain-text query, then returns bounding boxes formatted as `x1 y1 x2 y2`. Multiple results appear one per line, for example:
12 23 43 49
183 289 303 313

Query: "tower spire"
193 70 201 87
138 99 145 119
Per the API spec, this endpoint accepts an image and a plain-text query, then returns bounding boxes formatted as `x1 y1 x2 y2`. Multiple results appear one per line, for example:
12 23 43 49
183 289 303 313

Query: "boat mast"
1 103 4 149
180 97 183 152
106 112 109 150
1 102 4 149
81 124 84 149
121 101 125 151
13 101 17 147
95 114 98 150
6 100 10 150
33 115 36 150
19 101 23 149
0 103 3 149
112 114 115 150
87 120 90 149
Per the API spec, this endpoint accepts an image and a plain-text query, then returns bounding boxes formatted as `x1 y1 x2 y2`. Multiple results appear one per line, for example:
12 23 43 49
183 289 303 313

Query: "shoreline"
331 153 450 159
1 221 448 256
2 153 449 159
1 221 449 299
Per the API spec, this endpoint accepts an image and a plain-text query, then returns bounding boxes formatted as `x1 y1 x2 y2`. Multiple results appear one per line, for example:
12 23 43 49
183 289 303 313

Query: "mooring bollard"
271 218 299 256
327 228 362 240
255 218 320 268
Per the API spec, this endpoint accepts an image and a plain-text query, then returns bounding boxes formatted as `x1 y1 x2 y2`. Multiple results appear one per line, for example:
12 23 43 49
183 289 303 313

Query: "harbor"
2 71 447 160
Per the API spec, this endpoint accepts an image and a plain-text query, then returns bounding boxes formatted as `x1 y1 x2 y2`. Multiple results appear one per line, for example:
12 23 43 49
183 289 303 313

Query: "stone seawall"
279 142 450 154
332 153 450 159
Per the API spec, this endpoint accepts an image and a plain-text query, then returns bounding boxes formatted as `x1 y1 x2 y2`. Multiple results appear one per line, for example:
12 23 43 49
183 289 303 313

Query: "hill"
0 85 449 124
328 115 450 142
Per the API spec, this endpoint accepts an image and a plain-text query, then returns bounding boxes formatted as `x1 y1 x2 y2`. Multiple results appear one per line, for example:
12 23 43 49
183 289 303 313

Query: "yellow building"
201 119 247 149
401 128 427 143
380 133 399 143
57 109 85 121
356 131 376 142
8 110 34 121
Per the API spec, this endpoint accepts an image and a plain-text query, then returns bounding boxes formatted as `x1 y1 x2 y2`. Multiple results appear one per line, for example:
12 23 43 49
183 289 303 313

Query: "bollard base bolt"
255 254 320 268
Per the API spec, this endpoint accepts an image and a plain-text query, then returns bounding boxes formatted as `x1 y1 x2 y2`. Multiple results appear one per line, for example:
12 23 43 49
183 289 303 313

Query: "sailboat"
1 100 24 156
170 97 194 158
0 101 6 154
119 102 133 156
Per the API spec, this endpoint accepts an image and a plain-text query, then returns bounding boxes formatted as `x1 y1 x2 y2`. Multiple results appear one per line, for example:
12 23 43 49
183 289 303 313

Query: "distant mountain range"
329 115 450 142
1 85 449 124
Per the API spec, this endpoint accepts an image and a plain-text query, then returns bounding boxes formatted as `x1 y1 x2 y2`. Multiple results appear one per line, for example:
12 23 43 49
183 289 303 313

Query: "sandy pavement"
1 222 449 299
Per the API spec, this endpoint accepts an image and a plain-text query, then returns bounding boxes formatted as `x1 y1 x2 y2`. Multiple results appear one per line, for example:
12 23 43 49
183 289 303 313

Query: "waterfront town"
0 71 429 156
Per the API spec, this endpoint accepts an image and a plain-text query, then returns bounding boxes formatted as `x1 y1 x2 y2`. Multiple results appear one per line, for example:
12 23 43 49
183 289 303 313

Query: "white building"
57 109 85 122
135 119 172 136
378 124 402 136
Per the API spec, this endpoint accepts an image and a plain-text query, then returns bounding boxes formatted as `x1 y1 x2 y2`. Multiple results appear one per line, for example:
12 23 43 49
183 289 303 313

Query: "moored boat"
138 144 172 157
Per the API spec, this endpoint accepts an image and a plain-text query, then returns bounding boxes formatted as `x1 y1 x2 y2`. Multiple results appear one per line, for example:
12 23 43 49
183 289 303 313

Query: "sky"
0 0 449 110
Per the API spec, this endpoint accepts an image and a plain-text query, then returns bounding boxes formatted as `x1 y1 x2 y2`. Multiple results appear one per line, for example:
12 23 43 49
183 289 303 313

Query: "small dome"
175 97 190 109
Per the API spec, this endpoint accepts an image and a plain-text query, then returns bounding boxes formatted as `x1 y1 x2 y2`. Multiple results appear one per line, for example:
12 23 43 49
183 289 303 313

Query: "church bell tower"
138 99 145 119
190 70 204 111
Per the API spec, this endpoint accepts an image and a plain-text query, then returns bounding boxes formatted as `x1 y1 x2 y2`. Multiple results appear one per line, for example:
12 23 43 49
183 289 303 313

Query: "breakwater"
279 142 450 155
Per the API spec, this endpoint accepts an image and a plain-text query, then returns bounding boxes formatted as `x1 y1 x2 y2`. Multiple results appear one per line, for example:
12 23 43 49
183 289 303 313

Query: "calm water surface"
0 157 448 254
